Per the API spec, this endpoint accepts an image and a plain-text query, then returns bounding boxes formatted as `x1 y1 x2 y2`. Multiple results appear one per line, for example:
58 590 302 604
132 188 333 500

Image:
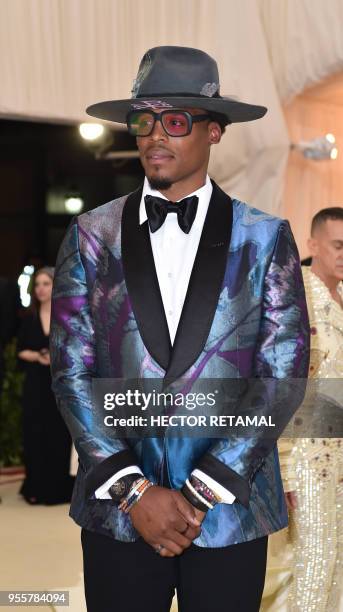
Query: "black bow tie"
144 194 199 234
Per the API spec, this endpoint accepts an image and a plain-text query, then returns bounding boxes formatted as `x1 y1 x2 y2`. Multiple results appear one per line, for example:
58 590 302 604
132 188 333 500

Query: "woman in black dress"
18 267 74 504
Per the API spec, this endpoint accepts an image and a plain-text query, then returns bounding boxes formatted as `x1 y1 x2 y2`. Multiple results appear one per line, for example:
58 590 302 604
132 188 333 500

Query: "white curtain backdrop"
1 0 343 215
259 0 343 102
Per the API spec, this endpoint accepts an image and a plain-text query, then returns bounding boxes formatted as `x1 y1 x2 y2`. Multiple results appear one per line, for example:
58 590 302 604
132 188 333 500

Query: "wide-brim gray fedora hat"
86 46 267 125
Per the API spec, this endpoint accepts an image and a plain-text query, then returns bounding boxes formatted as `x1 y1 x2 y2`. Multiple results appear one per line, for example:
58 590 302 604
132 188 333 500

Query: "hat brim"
86 96 267 125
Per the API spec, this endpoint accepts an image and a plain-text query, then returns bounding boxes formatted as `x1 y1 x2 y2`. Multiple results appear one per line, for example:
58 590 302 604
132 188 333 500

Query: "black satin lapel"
165 182 233 383
122 186 171 370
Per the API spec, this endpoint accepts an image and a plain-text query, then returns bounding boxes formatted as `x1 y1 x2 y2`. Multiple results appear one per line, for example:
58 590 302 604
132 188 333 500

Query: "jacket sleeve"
193 221 310 508
50 217 139 498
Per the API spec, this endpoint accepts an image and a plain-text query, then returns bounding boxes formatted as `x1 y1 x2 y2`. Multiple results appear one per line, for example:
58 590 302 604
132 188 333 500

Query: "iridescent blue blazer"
50 181 310 547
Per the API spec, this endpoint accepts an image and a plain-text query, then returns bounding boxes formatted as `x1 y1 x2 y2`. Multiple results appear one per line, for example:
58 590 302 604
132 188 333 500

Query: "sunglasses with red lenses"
127 110 210 137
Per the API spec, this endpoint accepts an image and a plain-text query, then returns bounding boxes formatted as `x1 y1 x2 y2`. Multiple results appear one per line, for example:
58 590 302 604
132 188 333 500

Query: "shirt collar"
139 174 213 227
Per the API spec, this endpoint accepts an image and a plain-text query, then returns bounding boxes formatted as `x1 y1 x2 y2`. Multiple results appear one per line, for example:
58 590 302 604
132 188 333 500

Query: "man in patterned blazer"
50 46 310 612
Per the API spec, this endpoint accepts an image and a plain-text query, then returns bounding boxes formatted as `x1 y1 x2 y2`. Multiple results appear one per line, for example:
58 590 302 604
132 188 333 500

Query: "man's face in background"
309 218 343 282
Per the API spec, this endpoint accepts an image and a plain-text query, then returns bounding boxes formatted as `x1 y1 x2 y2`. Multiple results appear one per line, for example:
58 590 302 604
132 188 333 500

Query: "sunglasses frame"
126 109 211 137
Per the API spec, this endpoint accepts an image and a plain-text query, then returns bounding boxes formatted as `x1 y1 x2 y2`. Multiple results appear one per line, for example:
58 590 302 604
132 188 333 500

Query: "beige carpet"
0 477 85 611
0 477 179 611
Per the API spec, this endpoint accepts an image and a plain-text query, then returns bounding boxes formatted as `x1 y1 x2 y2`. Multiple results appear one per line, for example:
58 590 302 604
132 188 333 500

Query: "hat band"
134 91 221 100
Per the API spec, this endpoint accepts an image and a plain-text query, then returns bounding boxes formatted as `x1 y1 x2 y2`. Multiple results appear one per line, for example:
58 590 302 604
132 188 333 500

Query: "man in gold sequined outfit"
262 207 343 612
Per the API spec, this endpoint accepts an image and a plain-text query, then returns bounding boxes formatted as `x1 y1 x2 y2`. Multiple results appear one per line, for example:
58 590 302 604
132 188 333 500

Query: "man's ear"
208 121 222 145
308 237 318 257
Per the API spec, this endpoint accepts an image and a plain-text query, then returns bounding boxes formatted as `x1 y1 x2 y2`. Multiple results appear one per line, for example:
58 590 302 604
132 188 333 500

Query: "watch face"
111 480 127 498
109 475 141 502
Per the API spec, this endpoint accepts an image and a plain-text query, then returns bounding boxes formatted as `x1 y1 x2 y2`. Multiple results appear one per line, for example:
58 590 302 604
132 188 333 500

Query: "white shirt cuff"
94 465 143 499
191 469 236 504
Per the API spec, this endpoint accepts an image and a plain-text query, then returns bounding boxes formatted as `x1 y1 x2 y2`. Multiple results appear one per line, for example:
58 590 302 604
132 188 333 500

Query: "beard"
147 176 173 191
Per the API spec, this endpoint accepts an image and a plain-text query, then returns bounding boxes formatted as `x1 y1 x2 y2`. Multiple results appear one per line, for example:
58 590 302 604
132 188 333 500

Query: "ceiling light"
65 196 84 214
291 134 338 160
18 265 35 307
79 123 105 141
325 133 335 144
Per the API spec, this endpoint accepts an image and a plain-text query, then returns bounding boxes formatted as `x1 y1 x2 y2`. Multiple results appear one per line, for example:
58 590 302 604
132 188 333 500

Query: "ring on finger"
155 544 164 554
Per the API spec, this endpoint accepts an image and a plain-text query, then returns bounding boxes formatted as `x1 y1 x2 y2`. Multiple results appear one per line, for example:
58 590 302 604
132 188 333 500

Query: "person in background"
263 207 343 612
17 266 74 505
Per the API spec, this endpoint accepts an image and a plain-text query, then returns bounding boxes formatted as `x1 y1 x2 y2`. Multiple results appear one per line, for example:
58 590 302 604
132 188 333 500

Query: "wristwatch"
109 473 142 503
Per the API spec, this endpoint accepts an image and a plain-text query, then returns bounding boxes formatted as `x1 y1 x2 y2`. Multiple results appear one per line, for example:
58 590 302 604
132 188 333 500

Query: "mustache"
144 146 174 156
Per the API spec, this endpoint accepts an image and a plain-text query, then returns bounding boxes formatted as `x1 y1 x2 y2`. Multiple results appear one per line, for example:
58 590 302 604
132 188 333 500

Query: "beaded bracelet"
185 479 214 510
118 477 149 512
119 478 153 514
123 482 153 514
181 481 210 512
119 482 148 513
189 475 220 506
127 477 147 499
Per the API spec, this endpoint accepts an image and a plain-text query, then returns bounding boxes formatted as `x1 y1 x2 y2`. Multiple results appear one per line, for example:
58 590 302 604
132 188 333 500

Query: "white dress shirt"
140 175 212 343
95 175 235 504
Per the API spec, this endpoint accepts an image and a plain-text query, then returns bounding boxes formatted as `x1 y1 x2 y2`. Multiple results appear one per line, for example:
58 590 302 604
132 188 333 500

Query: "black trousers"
81 528 268 612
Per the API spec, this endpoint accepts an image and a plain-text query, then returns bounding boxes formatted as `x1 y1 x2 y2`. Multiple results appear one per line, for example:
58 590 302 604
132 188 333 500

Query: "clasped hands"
129 485 205 557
